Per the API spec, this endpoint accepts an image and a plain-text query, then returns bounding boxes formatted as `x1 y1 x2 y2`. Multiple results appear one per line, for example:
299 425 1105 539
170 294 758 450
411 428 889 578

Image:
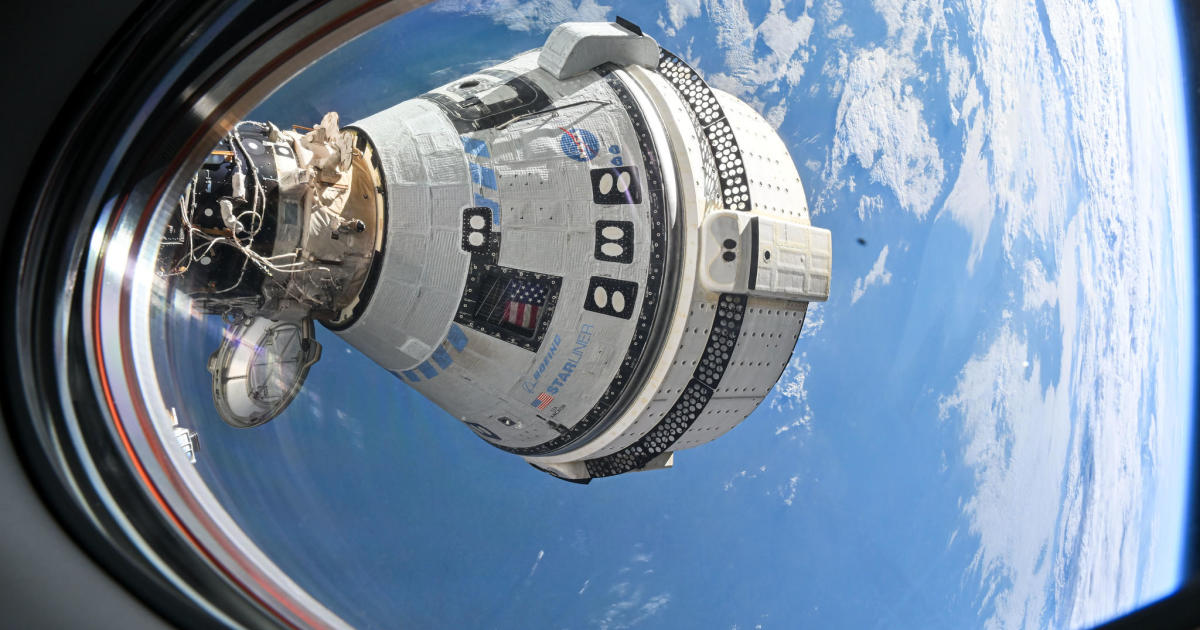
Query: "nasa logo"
558 128 599 162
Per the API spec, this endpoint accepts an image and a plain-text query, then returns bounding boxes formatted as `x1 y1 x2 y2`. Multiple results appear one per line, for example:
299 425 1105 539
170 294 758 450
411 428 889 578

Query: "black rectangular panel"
461 206 499 261
590 166 641 205
583 276 639 319
594 220 634 263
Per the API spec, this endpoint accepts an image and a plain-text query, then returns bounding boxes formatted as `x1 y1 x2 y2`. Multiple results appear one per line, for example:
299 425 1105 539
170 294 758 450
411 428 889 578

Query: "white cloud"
641 594 670 616
764 101 788 129
768 353 813 439
819 46 851 99
706 0 755 79
938 4 1187 624
433 0 610 32
939 327 1071 630
921 0 1196 619
798 303 824 340
668 0 818 104
827 23 853 40
872 0 946 54
855 194 884 221
773 422 799 436
528 549 544 577
821 0 844 24
935 0 1072 268
660 0 701 36
780 475 800 506
938 98 992 269
850 245 892 304
943 279 1162 629
722 466 765 491
579 578 590 595
815 0 954 217
825 47 945 217
595 583 671 630
1020 258 1057 311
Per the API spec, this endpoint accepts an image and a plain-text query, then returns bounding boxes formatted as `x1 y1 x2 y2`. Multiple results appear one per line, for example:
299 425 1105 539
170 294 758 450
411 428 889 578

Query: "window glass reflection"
141 1 1195 628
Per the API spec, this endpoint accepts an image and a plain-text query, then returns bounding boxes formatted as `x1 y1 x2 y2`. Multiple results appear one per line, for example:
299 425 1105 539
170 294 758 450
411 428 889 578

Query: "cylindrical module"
177 21 831 482
333 22 831 482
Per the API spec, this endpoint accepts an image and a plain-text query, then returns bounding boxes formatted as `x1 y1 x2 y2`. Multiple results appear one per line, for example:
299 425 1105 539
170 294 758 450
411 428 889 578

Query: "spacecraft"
158 19 832 483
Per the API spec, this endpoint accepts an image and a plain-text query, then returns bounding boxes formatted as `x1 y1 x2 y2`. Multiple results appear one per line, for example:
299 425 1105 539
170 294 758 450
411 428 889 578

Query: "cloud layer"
935 2 1190 627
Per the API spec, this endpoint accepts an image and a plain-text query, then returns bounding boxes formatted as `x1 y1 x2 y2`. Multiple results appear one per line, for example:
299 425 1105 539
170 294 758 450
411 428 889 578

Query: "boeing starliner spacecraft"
158 20 832 483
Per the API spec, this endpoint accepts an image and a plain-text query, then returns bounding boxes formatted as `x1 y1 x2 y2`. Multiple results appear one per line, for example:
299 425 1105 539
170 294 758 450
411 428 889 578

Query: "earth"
169 1 1194 628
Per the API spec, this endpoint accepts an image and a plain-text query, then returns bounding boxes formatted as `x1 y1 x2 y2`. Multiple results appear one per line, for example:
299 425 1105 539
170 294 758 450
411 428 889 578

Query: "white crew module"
159 19 831 483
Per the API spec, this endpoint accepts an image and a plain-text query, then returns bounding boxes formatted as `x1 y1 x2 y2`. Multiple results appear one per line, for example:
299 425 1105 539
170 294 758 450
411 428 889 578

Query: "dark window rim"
0 1 424 628
0 1 1195 629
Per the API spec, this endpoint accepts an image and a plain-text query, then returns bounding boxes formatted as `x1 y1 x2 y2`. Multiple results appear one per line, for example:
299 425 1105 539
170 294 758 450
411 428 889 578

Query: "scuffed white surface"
339 99 472 369
538 21 660 79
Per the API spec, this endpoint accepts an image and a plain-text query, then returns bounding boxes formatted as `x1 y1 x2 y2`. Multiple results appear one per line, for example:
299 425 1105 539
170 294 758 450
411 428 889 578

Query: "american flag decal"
504 299 539 329
469 268 561 347
499 279 548 331
533 392 553 409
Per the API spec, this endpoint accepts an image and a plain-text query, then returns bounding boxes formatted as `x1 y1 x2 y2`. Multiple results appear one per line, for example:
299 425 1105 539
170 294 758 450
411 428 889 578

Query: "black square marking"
583 276 639 320
461 207 499 260
590 166 641 205
594 220 633 264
